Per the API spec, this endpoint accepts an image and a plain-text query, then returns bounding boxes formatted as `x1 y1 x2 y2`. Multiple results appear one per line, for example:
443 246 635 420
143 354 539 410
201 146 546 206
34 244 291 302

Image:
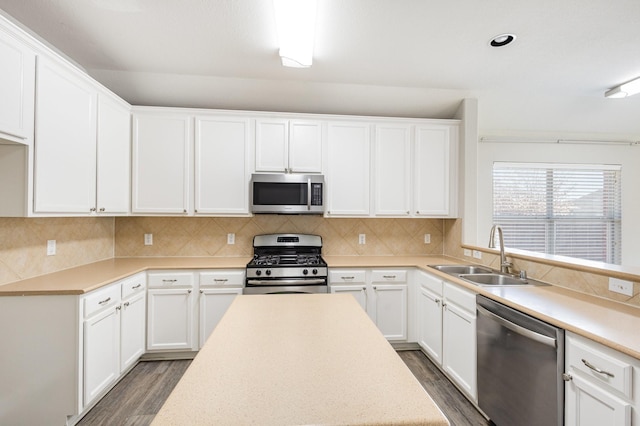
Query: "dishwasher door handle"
477 305 557 348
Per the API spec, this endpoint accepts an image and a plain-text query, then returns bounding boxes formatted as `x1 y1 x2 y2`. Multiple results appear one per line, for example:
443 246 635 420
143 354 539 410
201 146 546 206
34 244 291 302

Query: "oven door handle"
247 278 326 286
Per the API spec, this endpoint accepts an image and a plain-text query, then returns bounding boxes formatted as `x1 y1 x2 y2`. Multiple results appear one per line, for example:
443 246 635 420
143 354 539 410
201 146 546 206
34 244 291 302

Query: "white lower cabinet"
416 270 477 401
198 270 244 348
565 331 638 426
329 269 407 341
82 272 146 408
83 286 120 406
147 271 196 351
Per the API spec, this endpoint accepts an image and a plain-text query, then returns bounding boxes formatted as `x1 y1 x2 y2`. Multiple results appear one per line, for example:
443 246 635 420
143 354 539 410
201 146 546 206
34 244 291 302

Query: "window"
493 162 622 264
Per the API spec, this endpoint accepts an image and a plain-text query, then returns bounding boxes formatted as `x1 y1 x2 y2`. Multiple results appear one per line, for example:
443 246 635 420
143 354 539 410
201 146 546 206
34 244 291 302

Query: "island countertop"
151 294 449 426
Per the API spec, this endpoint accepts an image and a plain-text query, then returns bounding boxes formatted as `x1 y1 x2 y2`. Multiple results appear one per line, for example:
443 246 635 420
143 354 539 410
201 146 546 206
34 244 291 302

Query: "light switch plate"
144 234 153 246
472 250 482 259
424 234 431 244
609 278 634 296
463 249 472 257
47 240 56 256
227 233 235 244
359 234 366 244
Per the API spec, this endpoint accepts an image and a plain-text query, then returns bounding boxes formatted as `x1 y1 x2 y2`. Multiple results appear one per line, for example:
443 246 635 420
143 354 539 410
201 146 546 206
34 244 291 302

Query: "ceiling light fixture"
605 77 640 98
273 0 317 68
489 33 516 47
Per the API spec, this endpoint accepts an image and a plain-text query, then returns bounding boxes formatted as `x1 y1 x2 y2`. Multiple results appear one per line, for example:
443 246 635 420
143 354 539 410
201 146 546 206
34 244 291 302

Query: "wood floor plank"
77 351 488 426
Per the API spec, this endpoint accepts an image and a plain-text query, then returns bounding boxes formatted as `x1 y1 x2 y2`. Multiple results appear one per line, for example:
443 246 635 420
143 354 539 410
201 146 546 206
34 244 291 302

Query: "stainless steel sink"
458 273 549 287
428 264 493 275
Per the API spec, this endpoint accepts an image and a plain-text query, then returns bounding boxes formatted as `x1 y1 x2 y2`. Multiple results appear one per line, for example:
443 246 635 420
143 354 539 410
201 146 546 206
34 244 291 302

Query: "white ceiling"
2 0 640 137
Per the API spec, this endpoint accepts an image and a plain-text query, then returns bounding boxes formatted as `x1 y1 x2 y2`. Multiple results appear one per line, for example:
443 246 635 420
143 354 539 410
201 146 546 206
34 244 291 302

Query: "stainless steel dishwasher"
477 295 565 426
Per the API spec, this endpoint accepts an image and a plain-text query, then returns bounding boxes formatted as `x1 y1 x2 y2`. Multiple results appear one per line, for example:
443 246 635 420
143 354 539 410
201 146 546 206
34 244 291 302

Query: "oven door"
244 278 328 294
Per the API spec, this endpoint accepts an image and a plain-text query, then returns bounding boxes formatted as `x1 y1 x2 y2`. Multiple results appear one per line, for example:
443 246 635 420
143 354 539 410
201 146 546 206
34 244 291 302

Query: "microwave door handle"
307 178 311 210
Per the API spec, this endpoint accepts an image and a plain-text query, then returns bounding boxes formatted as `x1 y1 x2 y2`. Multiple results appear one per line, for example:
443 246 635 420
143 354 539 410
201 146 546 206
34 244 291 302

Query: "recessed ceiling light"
489 33 516 47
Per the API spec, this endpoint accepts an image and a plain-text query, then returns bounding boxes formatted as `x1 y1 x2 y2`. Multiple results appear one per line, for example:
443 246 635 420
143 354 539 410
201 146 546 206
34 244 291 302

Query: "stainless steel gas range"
244 234 328 294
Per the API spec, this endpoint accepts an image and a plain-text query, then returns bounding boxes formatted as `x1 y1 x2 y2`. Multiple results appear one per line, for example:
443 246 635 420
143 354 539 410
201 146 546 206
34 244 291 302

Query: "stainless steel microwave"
250 174 324 214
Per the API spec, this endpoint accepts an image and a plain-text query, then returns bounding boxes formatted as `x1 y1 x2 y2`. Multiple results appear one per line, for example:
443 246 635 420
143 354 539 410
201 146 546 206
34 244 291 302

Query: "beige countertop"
2 254 640 360
151 294 449 426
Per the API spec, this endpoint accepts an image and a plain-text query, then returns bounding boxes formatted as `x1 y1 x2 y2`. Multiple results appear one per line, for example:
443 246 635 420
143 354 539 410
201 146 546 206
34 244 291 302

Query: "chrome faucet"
489 225 512 274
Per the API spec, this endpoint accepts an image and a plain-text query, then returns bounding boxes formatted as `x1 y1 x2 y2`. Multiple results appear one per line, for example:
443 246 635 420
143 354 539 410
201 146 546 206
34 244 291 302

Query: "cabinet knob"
90 207 97 212
123 302 130 307
99 207 105 212
188 289 192 293
416 211 420 214
183 209 187 214
200 289 204 293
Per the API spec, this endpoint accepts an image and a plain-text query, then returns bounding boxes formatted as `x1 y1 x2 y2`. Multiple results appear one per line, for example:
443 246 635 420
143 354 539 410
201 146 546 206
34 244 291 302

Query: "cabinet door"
374 124 411 216
372 284 407 341
195 116 250 214
147 288 194 351
330 285 367 311
565 374 631 426
326 122 371 216
120 292 146 372
96 92 131 214
84 305 120 406
132 112 191 213
199 287 242 348
418 285 443 364
414 124 456 217
0 27 35 143
289 120 322 173
35 56 97 213
442 301 477 400
255 119 288 172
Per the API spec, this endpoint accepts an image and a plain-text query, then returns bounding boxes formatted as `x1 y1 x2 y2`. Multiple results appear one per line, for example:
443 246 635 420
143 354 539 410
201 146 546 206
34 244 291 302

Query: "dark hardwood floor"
78 351 488 426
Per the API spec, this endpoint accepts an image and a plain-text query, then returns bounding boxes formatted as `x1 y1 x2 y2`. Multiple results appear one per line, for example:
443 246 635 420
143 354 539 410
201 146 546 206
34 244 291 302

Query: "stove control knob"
303 269 309 275
266 270 271 276
312 269 318 275
256 270 262 276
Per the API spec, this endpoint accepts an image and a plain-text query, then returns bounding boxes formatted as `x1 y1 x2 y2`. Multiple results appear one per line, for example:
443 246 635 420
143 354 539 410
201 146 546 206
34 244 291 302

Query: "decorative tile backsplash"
115 216 445 258
0 217 114 286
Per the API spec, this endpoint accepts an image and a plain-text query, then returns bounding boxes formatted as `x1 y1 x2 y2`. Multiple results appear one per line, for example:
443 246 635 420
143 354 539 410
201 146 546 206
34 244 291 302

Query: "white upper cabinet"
96 91 131 214
326 121 371 216
414 124 458 217
132 110 192 214
34 56 98 214
255 119 322 173
373 124 412 216
0 21 35 144
195 115 251 215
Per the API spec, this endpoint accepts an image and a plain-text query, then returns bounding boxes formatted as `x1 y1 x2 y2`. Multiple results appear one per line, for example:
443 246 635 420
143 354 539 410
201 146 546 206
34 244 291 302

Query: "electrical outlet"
359 234 366 245
609 278 634 296
463 249 472 257
227 233 235 244
144 234 153 246
473 250 482 259
47 240 56 256
424 234 431 244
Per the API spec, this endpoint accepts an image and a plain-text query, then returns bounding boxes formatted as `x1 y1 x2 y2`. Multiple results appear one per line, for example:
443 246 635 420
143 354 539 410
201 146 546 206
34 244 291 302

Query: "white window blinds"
492 162 622 264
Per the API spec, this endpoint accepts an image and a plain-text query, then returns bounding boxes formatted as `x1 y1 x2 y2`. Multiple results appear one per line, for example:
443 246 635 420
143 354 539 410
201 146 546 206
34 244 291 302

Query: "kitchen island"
151 293 449 425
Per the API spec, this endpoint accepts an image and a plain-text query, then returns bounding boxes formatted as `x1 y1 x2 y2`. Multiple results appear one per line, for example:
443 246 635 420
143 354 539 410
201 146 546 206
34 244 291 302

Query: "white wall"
472 140 640 267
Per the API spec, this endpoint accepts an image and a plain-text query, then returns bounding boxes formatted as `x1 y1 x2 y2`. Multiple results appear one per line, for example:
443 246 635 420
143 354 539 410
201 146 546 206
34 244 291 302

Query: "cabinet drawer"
84 284 119 318
329 270 366 284
147 271 194 288
199 270 244 287
567 333 633 399
417 271 443 296
443 281 476 313
371 270 407 283
121 273 146 299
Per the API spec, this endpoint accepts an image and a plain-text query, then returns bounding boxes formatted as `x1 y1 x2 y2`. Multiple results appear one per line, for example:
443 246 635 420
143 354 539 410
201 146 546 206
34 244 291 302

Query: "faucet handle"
519 270 527 279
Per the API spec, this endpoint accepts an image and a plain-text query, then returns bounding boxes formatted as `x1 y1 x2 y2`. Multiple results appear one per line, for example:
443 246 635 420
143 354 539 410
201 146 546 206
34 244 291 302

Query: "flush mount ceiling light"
489 33 516 47
605 76 640 98
273 0 317 68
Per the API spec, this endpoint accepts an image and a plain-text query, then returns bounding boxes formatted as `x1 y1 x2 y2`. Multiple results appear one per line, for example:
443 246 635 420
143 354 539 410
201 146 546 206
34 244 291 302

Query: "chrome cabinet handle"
200 289 204 293
188 289 192 293
162 279 177 283
341 276 355 280
98 297 111 305
383 275 396 279
214 279 228 283
132 284 142 289
99 207 105 212
582 359 615 377
90 207 97 212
